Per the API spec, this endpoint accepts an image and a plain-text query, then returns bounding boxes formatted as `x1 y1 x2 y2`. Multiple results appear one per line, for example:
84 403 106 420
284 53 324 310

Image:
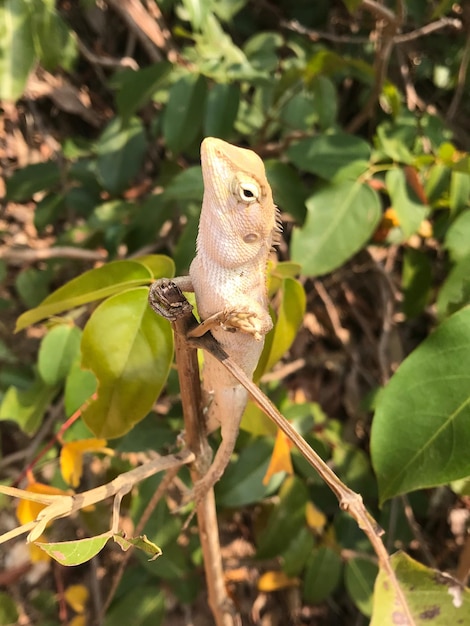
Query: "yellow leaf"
60 438 109 487
16 482 71 526
262 430 293 486
69 616 87 626
64 584 89 614
258 570 299 592
305 501 327 533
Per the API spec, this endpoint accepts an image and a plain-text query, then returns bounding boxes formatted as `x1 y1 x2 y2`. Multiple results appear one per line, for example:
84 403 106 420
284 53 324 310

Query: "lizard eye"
238 182 259 203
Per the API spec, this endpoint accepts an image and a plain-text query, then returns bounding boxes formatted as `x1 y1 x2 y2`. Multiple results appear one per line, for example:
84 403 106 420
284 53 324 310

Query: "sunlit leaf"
16 261 152 332
132 255 175 280
371 552 470 626
371 307 470 503
256 276 305 379
0 0 35 100
35 534 111 566
81 287 173 438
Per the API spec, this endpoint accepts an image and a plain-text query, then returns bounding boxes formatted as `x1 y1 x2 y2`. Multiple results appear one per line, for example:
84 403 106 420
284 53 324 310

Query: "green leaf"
0 0 35 100
103 585 165 626
34 193 66 232
303 546 342 604
265 160 307 222
402 248 432 318
345 557 378 617
163 73 207 153
216 438 277 507
0 591 19 624
16 260 152 331
163 166 204 202
35 534 110 566
113 533 162 560
64 358 97 417
81 287 173 438
371 552 470 626
115 62 171 123
31 0 76 71
445 211 470 262
255 277 306 379
132 254 175 280
6 161 61 201
204 82 240 139
371 307 470 503
256 476 309 559
282 526 315 578
15 268 51 308
386 169 428 237
449 171 470 214
343 0 363 12
38 325 82 386
436 254 470 320
287 133 370 182
291 181 381 276
0 378 57 435
310 75 337 130
96 117 147 194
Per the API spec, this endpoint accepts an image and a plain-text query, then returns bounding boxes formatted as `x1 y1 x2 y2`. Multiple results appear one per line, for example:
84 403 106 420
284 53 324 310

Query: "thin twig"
149 280 416 626
280 19 370 44
149 280 238 626
77 39 139 70
400 494 438 569
395 17 462 43
447 24 470 121
0 246 107 266
0 451 194 546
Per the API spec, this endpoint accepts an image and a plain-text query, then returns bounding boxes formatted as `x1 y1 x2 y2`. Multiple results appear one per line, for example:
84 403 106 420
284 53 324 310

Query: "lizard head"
199 137 278 268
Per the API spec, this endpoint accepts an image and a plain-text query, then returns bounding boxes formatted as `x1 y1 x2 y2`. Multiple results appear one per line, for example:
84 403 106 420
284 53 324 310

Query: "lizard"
152 137 279 501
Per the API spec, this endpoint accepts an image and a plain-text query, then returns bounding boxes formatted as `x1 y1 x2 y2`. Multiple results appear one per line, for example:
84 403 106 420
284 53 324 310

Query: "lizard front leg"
188 305 272 342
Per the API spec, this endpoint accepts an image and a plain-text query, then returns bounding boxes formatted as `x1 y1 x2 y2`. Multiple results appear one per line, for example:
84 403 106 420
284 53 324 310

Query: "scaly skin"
176 137 278 499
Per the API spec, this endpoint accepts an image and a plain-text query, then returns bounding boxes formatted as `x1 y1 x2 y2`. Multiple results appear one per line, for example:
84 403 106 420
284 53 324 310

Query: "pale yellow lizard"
153 137 279 500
